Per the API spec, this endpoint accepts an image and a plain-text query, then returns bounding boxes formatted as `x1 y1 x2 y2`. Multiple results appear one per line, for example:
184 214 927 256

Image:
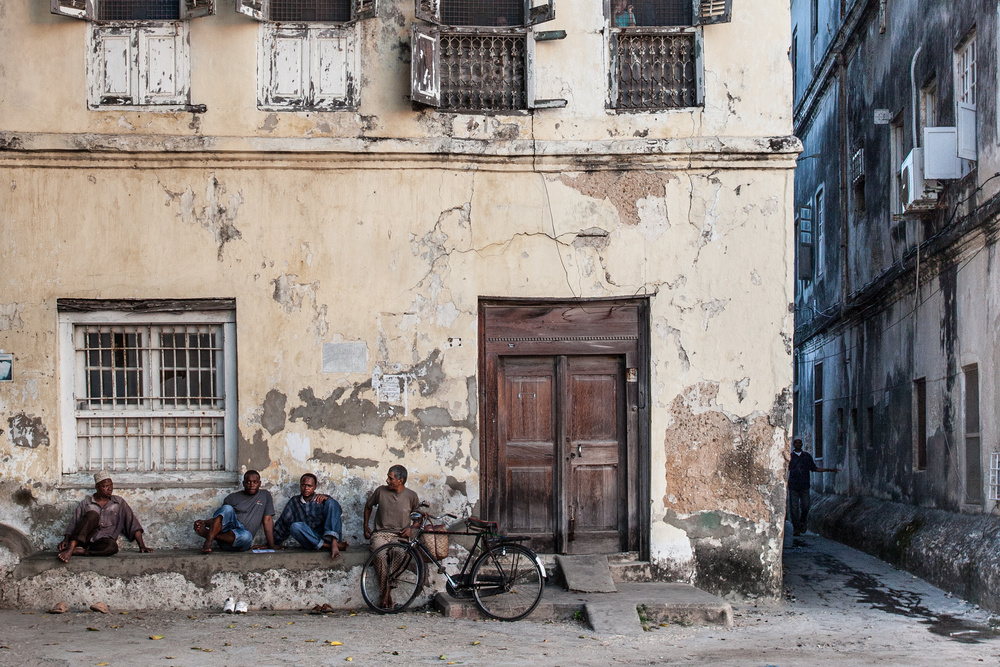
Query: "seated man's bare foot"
339 541 349 551
57 549 73 563
193 519 208 538
201 538 213 553
72 546 86 555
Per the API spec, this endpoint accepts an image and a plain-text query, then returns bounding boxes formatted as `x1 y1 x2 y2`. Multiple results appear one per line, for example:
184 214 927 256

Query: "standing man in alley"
58 470 152 562
788 438 838 536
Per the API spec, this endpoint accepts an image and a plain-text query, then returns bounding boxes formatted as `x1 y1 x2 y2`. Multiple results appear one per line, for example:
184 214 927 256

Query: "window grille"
98 0 180 21
614 32 697 110
270 0 351 22
438 0 523 27
439 31 526 110
73 323 226 472
609 0 691 27
989 452 1000 502
851 146 865 184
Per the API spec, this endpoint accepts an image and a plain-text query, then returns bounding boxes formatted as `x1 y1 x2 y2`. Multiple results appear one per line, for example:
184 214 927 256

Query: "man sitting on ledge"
272 473 348 559
58 470 152 563
194 470 275 553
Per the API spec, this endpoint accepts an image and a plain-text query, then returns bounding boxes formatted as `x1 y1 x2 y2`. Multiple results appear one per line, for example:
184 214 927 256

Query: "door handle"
577 444 583 458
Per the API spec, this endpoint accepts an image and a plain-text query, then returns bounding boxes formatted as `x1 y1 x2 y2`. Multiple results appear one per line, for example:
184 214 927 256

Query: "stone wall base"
809 494 1000 613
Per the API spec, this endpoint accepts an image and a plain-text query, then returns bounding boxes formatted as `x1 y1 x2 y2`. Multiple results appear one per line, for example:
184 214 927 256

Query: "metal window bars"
439 31 527 110
439 0 524 27
609 0 692 27
98 0 181 21
270 0 352 22
614 31 697 110
74 323 225 471
989 452 1000 502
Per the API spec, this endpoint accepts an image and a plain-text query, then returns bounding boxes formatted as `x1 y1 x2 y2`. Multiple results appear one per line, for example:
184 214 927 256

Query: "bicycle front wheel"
360 542 424 614
471 542 544 621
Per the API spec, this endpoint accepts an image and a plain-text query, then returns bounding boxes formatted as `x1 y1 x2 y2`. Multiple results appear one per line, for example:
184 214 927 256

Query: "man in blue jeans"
272 473 347 559
788 438 838 536
194 470 275 553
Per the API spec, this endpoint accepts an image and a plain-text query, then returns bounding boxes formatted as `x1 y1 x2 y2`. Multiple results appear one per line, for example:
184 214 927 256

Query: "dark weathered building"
792 0 1000 609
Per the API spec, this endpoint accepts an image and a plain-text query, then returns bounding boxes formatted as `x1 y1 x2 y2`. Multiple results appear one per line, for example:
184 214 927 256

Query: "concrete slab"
434 581 732 634
555 554 617 593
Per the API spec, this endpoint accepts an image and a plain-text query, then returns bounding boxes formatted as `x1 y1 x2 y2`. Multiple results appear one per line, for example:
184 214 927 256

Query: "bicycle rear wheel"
360 542 424 614
471 542 544 621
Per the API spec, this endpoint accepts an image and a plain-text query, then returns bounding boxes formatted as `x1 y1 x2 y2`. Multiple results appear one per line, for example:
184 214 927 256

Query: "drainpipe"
911 45 923 148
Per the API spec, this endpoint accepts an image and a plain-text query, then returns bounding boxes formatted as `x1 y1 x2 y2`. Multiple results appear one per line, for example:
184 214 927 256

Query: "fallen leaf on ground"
439 655 447 660
327 641 343 646
398 626 406 629
287 622 295 625
345 658 353 662
305 639 317 643
97 662 109 665
224 643 231 647
149 635 164 640
86 627 99 632
471 641 480 645
226 624 236 629
110 625 121 629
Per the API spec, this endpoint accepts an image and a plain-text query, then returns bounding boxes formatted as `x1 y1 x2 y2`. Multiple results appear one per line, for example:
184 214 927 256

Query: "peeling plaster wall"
0 0 795 600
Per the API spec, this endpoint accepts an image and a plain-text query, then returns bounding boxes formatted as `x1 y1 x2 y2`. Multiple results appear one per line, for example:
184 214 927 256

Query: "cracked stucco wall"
0 0 795 600
0 163 795 599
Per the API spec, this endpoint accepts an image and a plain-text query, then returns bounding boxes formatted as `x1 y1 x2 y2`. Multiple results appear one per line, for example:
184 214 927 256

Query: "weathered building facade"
792 0 1000 609
0 0 797 604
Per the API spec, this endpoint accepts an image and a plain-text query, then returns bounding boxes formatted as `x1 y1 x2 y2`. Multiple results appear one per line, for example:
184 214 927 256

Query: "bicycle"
360 510 546 621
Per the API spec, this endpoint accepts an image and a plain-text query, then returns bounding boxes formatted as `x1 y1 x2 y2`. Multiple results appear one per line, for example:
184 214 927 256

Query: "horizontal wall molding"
0 132 801 171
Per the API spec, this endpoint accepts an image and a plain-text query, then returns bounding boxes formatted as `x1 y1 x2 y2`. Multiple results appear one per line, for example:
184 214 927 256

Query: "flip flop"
90 602 110 614
320 603 334 613
48 602 68 614
309 604 325 615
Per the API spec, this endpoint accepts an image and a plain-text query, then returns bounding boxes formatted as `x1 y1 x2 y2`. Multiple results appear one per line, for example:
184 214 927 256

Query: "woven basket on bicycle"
419 522 450 560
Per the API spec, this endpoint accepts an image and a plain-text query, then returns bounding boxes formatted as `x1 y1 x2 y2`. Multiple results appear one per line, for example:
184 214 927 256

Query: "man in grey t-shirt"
194 470 276 553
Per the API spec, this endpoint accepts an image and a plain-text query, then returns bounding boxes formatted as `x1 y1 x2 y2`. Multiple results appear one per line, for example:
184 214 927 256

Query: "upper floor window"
607 0 734 111
955 32 977 107
410 0 565 112
50 0 213 110
814 185 825 278
239 0 376 111
58 300 238 484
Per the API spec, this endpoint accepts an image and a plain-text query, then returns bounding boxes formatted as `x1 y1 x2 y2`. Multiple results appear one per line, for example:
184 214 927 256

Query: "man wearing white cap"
57 470 152 563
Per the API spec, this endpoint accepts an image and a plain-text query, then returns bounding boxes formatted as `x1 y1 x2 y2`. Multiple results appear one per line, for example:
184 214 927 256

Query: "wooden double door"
480 301 647 555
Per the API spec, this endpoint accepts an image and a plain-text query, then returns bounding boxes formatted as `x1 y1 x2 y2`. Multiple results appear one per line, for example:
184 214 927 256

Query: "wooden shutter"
694 0 732 25
414 0 441 25
138 24 188 105
351 0 377 21
179 0 215 19
262 27 308 107
50 0 91 19
90 26 136 107
410 23 440 107
311 27 352 107
525 0 554 26
957 102 977 161
526 34 566 109
237 0 269 21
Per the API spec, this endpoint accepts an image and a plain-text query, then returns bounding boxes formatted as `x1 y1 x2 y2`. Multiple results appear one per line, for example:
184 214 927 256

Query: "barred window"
437 0 523 27
98 0 180 21
607 0 733 110
60 305 237 478
613 32 697 109
439 31 527 110
269 0 351 22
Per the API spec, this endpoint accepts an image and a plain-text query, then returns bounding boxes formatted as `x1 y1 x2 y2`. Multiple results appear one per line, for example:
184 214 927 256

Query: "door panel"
497 354 625 554
499 358 557 552
566 356 624 553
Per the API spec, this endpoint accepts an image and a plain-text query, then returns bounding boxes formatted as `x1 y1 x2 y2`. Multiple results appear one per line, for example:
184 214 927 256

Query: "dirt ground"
2 534 998 666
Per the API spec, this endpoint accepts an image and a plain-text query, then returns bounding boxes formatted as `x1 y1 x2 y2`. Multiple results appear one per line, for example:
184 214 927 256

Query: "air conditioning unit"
901 148 939 213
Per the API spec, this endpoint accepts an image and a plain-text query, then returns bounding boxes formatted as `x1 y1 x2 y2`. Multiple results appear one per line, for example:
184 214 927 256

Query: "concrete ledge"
3 548 371 611
810 493 1000 613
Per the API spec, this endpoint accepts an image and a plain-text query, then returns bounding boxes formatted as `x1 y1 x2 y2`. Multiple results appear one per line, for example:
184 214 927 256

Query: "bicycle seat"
467 517 499 533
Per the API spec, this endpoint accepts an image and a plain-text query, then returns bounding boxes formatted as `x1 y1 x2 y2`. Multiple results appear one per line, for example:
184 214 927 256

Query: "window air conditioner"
901 148 939 213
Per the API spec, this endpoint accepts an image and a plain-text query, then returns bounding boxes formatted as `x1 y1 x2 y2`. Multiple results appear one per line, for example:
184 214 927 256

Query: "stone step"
435 582 733 634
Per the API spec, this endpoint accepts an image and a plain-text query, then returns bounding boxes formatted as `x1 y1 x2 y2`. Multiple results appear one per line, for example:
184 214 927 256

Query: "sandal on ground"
48 602 68 614
89 602 110 614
